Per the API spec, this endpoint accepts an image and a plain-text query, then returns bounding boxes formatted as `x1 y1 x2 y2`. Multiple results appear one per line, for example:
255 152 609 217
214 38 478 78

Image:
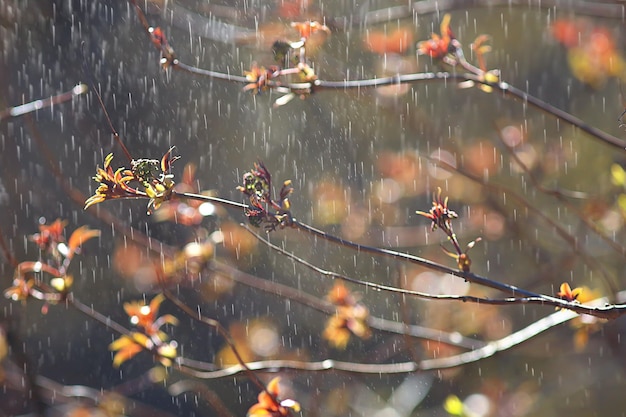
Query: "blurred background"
1 0 626 416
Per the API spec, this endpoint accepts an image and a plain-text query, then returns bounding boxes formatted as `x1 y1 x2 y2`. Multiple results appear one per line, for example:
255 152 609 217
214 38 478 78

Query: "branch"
243 224 626 318
209 260 485 350
0 84 87 121
163 67 626 150
173 190 626 319
362 0 626 24
126 1 626 151
427 156 620 295
170 304 583 377
160 289 268 393
317 73 626 150
244 224 539 305
34 373 179 417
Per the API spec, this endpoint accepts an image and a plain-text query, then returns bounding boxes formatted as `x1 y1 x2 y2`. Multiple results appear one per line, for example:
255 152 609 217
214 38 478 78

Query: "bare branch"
172 306 583 377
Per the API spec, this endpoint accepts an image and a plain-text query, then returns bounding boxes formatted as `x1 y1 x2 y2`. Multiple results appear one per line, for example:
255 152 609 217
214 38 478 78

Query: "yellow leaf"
112 344 142 368
50 275 73 292
443 395 464 416
157 342 178 360
611 164 626 187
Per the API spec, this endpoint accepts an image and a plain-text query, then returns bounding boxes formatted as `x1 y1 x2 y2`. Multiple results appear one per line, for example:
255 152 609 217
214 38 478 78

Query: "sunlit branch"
67 295 139 340
242 224 626 318
128 0 625 151
244 224 538 305
171 61 249 83
359 0 626 25
289 219 538 296
419 307 580 369
177 358 419 379
34 373 179 417
0 84 88 121
141 51 626 151
178 191 524 293
428 157 620 295
166 304 582 378
290 223 626 318
317 73 626 151
209 260 485 350
174 191 248 210
172 190 626 318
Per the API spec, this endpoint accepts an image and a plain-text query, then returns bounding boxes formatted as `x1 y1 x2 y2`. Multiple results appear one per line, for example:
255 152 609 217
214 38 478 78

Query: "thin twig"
209 260 485 350
81 44 133 163
93 182 626 319
359 1 626 25
159 63 626 151
34 373 179 417
169 303 583 377
0 84 88 121
242 224 626 318
160 289 268 393
244 224 539 305
126 0 626 152
171 190 626 318
428 156 620 295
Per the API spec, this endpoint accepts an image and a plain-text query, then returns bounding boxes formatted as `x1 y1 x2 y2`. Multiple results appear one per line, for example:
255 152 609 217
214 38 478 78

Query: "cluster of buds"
247 377 301 417
417 13 455 59
237 162 294 230
148 26 176 68
418 14 500 92
244 64 281 94
243 21 330 107
557 282 583 303
416 187 458 232
416 188 480 272
85 148 179 214
322 282 371 349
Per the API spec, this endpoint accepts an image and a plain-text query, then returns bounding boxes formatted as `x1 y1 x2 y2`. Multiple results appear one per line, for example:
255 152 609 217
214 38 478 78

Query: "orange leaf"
68 226 101 256
266 377 281 396
557 282 582 302
363 29 413 55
